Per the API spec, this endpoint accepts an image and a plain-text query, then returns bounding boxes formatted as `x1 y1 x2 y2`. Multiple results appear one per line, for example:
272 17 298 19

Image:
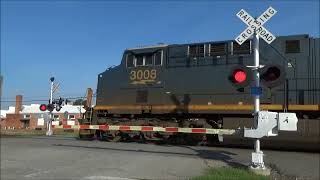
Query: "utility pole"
46 77 54 136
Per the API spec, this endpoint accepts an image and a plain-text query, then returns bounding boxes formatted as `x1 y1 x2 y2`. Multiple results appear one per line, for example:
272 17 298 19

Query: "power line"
1 95 85 100
0 100 48 103
0 95 97 103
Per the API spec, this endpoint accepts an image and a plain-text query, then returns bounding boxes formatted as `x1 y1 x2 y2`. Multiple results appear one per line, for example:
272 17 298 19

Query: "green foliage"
73 99 87 106
192 167 269 180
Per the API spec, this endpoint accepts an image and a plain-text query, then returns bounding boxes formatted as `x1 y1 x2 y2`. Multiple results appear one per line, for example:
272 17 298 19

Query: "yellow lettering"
150 69 157 79
144 70 150 79
137 70 143 80
130 69 157 81
130 71 136 80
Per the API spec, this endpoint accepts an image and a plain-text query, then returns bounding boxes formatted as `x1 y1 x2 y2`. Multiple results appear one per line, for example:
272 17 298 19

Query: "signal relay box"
278 113 298 131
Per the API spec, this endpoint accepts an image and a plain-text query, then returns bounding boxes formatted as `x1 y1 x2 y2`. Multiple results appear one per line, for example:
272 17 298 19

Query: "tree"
73 99 87 106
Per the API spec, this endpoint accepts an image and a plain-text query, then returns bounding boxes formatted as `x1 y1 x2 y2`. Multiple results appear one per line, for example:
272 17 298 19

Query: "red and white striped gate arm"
52 125 239 135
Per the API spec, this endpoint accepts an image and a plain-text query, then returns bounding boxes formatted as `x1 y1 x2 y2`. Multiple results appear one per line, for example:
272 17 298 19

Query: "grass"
192 167 269 180
0 129 79 137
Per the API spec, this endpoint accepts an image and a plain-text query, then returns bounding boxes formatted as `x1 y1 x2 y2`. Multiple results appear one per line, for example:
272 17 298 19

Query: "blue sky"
1 0 319 108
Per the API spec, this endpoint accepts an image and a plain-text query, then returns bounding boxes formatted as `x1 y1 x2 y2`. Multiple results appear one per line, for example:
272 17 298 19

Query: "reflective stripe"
99 125 109 130
141 126 153 131
191 128 206 133
119 126 130 131
80 125 90 129
63 125 72 129
165 127 178 132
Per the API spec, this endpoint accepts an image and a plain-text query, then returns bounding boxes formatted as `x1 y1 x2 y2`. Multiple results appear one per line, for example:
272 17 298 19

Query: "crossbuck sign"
235 7 277 45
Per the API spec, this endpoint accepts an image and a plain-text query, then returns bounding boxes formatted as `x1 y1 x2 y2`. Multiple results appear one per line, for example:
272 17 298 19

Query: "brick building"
0 95 85 130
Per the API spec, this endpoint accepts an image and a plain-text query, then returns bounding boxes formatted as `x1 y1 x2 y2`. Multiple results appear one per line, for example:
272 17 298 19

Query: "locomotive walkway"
1 136 319 180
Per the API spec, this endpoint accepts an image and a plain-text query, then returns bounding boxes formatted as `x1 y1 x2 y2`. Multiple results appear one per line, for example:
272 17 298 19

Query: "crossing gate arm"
52 125 241 135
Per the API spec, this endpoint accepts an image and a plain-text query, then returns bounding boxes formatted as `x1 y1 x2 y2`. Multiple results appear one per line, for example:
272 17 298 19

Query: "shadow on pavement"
184 146 246 168
53 143 245 168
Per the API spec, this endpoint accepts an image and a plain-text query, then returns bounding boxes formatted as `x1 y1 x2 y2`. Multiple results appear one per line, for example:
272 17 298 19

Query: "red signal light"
228 65 252 91
39 104 47 111
233 70 247 83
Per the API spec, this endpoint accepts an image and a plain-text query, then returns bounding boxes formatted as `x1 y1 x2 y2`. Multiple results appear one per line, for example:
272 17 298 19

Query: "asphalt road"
1 136 319 180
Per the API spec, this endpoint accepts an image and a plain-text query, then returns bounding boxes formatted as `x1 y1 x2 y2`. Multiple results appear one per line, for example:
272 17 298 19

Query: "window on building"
285 40 300 53
209 43 226 56
53 115 59 119
136 56 144 66
233 41 251 55
188 44 205 57
24 114 30 119
154 51 162 65
145 54 153 66
68 115 75 120
126 54 135 67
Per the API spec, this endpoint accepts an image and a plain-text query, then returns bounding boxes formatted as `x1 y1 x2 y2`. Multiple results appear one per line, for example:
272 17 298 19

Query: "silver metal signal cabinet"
235 7 298 172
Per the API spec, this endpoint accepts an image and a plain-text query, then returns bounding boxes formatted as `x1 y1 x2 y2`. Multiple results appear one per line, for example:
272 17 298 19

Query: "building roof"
0 104 86 118
1 107 15 118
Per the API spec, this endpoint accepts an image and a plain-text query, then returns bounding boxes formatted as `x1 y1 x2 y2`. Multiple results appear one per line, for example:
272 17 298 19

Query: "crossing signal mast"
38 77 65 136
38 77 58 136
234 7 298 175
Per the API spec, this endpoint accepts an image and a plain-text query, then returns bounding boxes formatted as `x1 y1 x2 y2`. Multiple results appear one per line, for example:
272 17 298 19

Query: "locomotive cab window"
126 54 135 68
154 51 163 66
135 55 144 66
188 44 205 57
145 54 153 66
209 43 226 56
285 40 300 53
126 51 163 68
232 41 251 55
